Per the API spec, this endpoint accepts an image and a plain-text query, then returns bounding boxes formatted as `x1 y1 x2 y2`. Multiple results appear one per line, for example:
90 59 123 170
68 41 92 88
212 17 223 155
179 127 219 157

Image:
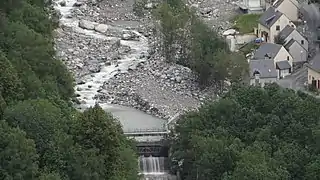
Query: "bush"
171 84 320 179
153 0 248 87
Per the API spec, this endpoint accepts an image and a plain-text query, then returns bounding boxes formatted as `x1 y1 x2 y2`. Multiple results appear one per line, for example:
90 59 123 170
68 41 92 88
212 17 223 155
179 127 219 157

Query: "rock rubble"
54 0 232 119
99 53 216 119
188 0 241 33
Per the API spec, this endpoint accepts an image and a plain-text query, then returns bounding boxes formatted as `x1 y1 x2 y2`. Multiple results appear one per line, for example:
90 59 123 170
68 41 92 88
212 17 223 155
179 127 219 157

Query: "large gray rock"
78 20 97 30
121 30 140 41
59 0 66 6
94 24 109 33
73 1 83 7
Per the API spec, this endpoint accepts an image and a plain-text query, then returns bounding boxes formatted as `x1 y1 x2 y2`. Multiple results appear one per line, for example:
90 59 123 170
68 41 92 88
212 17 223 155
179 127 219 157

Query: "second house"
257 7 295 43
252 43 293 78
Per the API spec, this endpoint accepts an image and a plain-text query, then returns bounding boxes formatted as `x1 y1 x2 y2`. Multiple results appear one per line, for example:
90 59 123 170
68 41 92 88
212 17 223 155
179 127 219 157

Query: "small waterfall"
138 156 177 180
139 156 167 175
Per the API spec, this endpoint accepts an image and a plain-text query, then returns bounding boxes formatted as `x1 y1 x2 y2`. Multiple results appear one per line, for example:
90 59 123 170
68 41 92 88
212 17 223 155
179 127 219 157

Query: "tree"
72 105 139 180
9 1 55 36
153 0 248 87
170 84 320 179
153 2 189 63
0 51 24 103
229 146 289 180
0 0 139 179
2 99 73 177
39 172 62 180
0 120 39 180
3 99 66 155
0 20 73 100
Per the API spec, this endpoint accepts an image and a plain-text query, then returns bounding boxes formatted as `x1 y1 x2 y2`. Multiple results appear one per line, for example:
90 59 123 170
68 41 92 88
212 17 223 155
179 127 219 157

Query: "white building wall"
276 0 299 21
279 69 290 78
284 30 308 51
250 77 278 87
287 42 307 63
269 15 295 43
274 46 294 70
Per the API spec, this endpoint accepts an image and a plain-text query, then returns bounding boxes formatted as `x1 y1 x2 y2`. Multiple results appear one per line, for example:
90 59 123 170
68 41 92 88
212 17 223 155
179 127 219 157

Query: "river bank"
52 0 238 119
52 0 207 119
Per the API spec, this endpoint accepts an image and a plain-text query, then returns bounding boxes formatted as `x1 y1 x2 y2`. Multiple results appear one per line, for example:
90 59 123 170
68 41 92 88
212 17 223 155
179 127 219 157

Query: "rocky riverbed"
53 0 237 119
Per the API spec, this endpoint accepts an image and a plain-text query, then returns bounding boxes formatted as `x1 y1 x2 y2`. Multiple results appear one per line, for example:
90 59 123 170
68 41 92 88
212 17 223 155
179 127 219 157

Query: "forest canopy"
0 0 139 179
170 84 320 180
3 0 320 179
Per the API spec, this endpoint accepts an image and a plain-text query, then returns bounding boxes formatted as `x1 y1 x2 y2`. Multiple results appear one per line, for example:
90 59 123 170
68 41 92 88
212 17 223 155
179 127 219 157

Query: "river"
53 0 176 179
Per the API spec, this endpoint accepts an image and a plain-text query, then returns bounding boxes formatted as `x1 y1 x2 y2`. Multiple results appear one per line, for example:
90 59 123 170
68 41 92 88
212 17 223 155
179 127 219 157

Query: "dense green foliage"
153 0 248 87
170 84 320 179
0 0 139 179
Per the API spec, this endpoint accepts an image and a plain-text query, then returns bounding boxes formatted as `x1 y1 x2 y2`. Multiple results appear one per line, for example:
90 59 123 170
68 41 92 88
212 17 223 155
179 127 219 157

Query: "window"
287 56 290 60
301 40 304 45
276 25 280 30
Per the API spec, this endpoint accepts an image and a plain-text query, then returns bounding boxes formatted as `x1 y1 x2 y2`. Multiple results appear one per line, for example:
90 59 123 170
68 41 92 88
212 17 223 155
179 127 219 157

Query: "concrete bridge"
123 113 181 156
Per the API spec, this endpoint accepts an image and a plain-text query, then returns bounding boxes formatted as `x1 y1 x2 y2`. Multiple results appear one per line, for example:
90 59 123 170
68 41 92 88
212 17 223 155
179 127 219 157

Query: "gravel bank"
53 0 235 119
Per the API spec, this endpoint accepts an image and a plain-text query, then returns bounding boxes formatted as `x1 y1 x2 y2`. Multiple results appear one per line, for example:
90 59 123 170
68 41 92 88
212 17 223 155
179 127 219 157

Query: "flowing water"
139 156 168 174
139 156 177 180
53 1 175 179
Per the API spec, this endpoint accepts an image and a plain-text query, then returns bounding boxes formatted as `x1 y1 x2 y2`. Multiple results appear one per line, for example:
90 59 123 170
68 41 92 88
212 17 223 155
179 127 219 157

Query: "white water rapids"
53 0 174 179
139 156 168 174
53 0 167 129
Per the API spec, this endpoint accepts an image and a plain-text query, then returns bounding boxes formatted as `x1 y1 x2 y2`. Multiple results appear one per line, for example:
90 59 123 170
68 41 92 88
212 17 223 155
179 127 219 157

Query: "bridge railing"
132 135 165 142
124 128 167 134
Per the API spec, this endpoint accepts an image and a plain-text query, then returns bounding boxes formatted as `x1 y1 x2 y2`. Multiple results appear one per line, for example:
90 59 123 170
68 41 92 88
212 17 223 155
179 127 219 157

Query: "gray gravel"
54 0 234 119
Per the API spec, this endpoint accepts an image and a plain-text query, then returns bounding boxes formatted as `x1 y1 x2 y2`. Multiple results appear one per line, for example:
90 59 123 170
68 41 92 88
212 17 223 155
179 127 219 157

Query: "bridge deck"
128 135 165 142
124 131 168 136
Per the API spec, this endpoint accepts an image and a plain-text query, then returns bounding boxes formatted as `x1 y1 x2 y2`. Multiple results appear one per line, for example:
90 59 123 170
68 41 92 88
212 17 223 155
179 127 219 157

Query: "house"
276 60 292 78
278 25 308 51
272 0 300 22
249 59 278 87
238 0 265 13
307 53 320 89
257 7 296 43
253 43 293 77
265 0 276 9
284 39 307 64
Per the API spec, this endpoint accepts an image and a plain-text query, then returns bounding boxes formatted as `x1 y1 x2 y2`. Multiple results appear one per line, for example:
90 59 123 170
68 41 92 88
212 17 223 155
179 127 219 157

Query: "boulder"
73 1 83 7
78 20 97 30
94 24 109 33
59 0 66 6
121 30 140 41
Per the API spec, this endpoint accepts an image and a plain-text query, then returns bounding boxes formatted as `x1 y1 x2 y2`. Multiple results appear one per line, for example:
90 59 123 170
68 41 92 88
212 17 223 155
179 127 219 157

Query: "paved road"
277 65 308 90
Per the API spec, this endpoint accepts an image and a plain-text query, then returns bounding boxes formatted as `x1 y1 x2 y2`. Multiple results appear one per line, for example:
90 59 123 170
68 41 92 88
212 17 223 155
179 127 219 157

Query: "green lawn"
239 42 259 55
232 14 261 34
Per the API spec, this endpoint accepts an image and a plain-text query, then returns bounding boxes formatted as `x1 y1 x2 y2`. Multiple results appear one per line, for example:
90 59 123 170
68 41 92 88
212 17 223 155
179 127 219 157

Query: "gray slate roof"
273 0 284 7
274 0 299 8
284 38 296 49
250 59 278 78
308 53 320 72
253 43 283 59
285 38 307 51
276 60 291 70
278 25 295 39
259 7 283 28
